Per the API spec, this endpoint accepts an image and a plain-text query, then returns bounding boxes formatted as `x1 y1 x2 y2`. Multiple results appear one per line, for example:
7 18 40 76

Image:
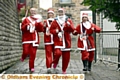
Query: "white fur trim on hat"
48 10 54 14
58 8 64 11
82 14 88 17
82 13 88 17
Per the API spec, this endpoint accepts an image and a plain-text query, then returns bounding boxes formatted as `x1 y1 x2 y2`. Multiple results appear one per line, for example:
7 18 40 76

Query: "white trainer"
47 68 51 73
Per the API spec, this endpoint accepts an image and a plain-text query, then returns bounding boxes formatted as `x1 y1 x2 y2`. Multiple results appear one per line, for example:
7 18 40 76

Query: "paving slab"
3 50 120 80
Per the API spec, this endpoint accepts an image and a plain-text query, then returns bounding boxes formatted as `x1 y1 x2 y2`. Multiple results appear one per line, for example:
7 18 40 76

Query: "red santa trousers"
45 44 54 68
22 43 37 69
62 51 70 72
52 48 62 65
81 50 94 62
88 51 94 62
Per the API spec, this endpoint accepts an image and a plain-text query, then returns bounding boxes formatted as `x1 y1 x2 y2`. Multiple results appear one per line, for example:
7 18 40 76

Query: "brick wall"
0 0 22 72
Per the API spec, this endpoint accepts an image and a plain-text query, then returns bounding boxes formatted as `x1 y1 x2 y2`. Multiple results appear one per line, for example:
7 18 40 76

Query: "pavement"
3 50 120 80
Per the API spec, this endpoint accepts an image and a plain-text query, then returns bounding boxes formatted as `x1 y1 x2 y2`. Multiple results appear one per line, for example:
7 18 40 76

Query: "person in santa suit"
43 8 55 73
20 8 43 72
50 8 75 74
74 13 101 72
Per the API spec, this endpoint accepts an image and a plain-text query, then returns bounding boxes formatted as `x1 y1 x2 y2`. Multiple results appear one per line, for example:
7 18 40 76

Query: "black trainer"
82 60 88 71
88 61 92 71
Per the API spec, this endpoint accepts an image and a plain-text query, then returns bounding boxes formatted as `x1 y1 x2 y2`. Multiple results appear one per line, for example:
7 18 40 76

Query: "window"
59 0 72 4
18 0 25 3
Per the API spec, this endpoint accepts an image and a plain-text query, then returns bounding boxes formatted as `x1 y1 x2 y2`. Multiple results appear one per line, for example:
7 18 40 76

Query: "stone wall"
0 0 22 72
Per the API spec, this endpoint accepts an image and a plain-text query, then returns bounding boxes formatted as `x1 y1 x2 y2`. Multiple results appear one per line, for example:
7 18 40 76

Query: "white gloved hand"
58 32 62 38
91 27 94 30
80 34 87 41
46 27 50 35
27 25 30 30
67 21 70 26
29 23 35 33
82 36 87 40
43 22 46 27
56 29 59 33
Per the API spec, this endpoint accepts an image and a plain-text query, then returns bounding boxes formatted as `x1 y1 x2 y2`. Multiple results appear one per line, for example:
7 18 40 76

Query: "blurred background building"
17 0 90 26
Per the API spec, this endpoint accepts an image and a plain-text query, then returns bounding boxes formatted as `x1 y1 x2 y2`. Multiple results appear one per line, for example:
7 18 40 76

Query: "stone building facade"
0 0 22 72
26 0 39 8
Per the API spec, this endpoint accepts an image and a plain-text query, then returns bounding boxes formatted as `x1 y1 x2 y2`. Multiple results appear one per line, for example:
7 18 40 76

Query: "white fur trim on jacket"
82 21 91 29
44 18 54 45
22 30 39 46
61 48 71 51
54 19 66 49
44 34 54 45
77 23 95 51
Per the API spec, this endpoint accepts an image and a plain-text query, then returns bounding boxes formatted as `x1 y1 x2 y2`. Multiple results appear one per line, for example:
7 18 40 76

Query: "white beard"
58 15 66 24
32 14 42 20
83 21 91 29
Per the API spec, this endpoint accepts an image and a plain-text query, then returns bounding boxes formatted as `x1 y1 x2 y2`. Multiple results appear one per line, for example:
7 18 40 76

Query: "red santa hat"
58 8 65 14
82 13 88 17
47 8 54 14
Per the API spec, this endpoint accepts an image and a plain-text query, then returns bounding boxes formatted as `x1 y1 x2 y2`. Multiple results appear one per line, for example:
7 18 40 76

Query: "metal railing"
97 31 120 70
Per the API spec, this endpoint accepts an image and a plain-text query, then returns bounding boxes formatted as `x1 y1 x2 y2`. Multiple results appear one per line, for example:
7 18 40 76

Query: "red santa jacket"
21 16 43 46
75 22 101 51
43 18 54 45
50 16 75 51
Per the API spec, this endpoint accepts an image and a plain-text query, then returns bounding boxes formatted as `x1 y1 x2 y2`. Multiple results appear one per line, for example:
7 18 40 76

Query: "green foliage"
115 22 120 31
18 8 26 23
18 8 30 23
81 0 120 30
19 8 25 23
